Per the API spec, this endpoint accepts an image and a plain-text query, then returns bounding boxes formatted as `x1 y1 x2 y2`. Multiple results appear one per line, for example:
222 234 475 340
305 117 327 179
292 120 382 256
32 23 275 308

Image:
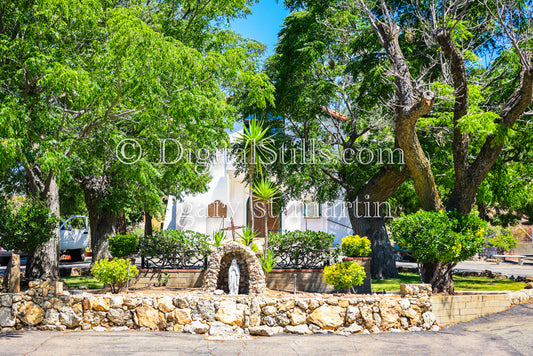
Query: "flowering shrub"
91 258 138 293
323 261 365 292
341 235 371 257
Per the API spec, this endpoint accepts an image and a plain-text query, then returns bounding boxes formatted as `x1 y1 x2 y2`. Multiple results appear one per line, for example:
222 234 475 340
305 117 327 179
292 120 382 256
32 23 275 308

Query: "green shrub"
269 230 334 268
391 210 486 264
91 258 139 293
139 230 211 267
250 242 260 253
212 230 226 247
488 228 517 253
108 233 139 258
0 197 58 253
341 235 371 257
323 261 366 293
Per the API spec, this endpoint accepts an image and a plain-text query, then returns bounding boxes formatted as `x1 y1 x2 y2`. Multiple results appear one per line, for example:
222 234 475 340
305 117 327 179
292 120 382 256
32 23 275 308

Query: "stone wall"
3 282 531 335
0 281 438 335
431 289 533 324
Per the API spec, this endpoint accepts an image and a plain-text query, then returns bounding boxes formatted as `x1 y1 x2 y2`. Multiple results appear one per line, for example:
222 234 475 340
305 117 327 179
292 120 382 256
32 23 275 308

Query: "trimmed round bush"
91 258 139 293
323 261 366 292
109 233 139 258
341 235 371 257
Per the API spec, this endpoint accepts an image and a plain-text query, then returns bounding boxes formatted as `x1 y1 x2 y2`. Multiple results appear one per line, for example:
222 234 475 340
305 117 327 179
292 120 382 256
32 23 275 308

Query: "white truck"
60 216 90 262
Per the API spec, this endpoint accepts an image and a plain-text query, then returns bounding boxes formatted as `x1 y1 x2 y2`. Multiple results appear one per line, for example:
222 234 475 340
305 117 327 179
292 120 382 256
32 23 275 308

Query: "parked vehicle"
60 216 90 262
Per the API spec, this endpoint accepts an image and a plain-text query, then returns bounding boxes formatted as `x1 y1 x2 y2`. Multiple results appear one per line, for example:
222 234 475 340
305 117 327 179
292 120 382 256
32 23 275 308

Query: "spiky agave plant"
252 178 280 254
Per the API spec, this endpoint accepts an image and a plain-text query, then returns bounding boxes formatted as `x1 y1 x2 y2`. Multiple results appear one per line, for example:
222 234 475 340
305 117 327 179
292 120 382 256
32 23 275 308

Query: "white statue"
228 259 240 295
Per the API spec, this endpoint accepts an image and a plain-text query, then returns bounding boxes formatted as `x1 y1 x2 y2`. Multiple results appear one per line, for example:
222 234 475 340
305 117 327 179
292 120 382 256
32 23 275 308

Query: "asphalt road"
1 303 532 356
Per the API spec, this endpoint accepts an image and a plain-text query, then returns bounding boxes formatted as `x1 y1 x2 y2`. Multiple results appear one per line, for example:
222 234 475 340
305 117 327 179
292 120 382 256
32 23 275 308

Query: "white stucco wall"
163 134 353 245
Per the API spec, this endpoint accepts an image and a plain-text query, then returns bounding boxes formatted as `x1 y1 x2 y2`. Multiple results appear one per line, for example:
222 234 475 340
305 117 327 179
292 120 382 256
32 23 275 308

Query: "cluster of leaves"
258 250 277 275
323 261 366 292
269 230 334 268
0 198 57 253
139 230 211 265
108 233 139 258
91 258 138 294
486 226 517 253
211 231 226 247
391 210 487 264
341 235 371 257
237 226 257 247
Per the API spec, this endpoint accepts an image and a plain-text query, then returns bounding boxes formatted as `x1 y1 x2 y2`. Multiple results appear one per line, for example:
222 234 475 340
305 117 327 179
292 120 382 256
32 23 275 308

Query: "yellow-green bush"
323 261 366 292
341 235 371 257
91 258 138 293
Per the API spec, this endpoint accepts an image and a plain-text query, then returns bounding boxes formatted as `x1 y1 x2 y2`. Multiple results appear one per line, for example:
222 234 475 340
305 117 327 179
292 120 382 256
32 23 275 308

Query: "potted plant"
340 235 372 293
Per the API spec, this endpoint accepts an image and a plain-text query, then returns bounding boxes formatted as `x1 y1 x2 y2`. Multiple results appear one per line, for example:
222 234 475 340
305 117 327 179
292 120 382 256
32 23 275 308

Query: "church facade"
162 132 352 245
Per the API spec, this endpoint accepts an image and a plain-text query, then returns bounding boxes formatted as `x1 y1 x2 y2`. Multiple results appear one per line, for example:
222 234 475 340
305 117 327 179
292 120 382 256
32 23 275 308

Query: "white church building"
162 131 353 245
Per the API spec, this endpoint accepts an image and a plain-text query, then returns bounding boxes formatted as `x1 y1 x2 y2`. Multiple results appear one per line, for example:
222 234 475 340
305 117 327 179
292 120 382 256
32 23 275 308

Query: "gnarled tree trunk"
24 168 60 281
420 262 456 295
81 175 117 262
349 214 398 279
347 167 409 278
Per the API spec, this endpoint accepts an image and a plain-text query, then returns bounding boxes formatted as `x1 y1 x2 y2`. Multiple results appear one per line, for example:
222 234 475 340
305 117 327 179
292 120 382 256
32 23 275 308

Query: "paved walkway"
1 303 532 355
398 259 533 278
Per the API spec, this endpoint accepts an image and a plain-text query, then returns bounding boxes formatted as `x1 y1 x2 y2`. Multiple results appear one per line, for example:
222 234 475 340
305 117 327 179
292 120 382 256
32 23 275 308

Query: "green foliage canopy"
0 198 58 253
391 210 487 264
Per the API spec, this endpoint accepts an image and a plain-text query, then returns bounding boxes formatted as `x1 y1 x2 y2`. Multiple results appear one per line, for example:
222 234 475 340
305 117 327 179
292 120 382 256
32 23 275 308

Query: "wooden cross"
221 217 244 241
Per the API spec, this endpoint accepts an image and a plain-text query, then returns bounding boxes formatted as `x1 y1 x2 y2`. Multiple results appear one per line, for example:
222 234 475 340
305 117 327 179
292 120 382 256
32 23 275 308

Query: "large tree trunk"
346 167 409 279
420 262 456 294
116 213 127 235
25 176 60 281
144 211 153 237
349 214 398 279
84 190 116 262
81 175 117 262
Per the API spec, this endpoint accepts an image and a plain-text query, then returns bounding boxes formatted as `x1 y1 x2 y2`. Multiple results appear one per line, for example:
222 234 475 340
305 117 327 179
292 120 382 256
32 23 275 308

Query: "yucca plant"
258 250 277 275
212 230 226 247
234 118 274 233
252 178 280 254
237 226 257 246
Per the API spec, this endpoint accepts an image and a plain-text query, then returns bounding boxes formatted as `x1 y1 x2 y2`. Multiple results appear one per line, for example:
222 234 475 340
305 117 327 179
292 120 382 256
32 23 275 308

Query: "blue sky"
230 0 290 58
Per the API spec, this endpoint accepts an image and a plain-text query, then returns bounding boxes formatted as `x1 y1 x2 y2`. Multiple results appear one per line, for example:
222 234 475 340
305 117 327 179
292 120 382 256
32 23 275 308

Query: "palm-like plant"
252 178 280 254
234 118 274 233
258 250 277 275
212 230 226 247
237 226 257 246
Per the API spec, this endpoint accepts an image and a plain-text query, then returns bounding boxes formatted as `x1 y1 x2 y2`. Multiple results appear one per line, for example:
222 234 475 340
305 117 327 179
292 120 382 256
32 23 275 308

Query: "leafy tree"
391 210 486 293
0 0 274 275
0 197 57 256
272 0 533 291
266 4 404 278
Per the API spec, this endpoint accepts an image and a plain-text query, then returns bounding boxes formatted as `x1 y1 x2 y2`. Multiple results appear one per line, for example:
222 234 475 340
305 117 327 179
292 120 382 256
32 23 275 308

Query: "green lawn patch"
63 276 103 290
372 272 526 292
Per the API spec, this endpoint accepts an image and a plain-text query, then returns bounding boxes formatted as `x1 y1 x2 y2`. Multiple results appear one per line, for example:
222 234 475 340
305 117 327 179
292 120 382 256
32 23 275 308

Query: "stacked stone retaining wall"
0 282 437 335
2 282 532 335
